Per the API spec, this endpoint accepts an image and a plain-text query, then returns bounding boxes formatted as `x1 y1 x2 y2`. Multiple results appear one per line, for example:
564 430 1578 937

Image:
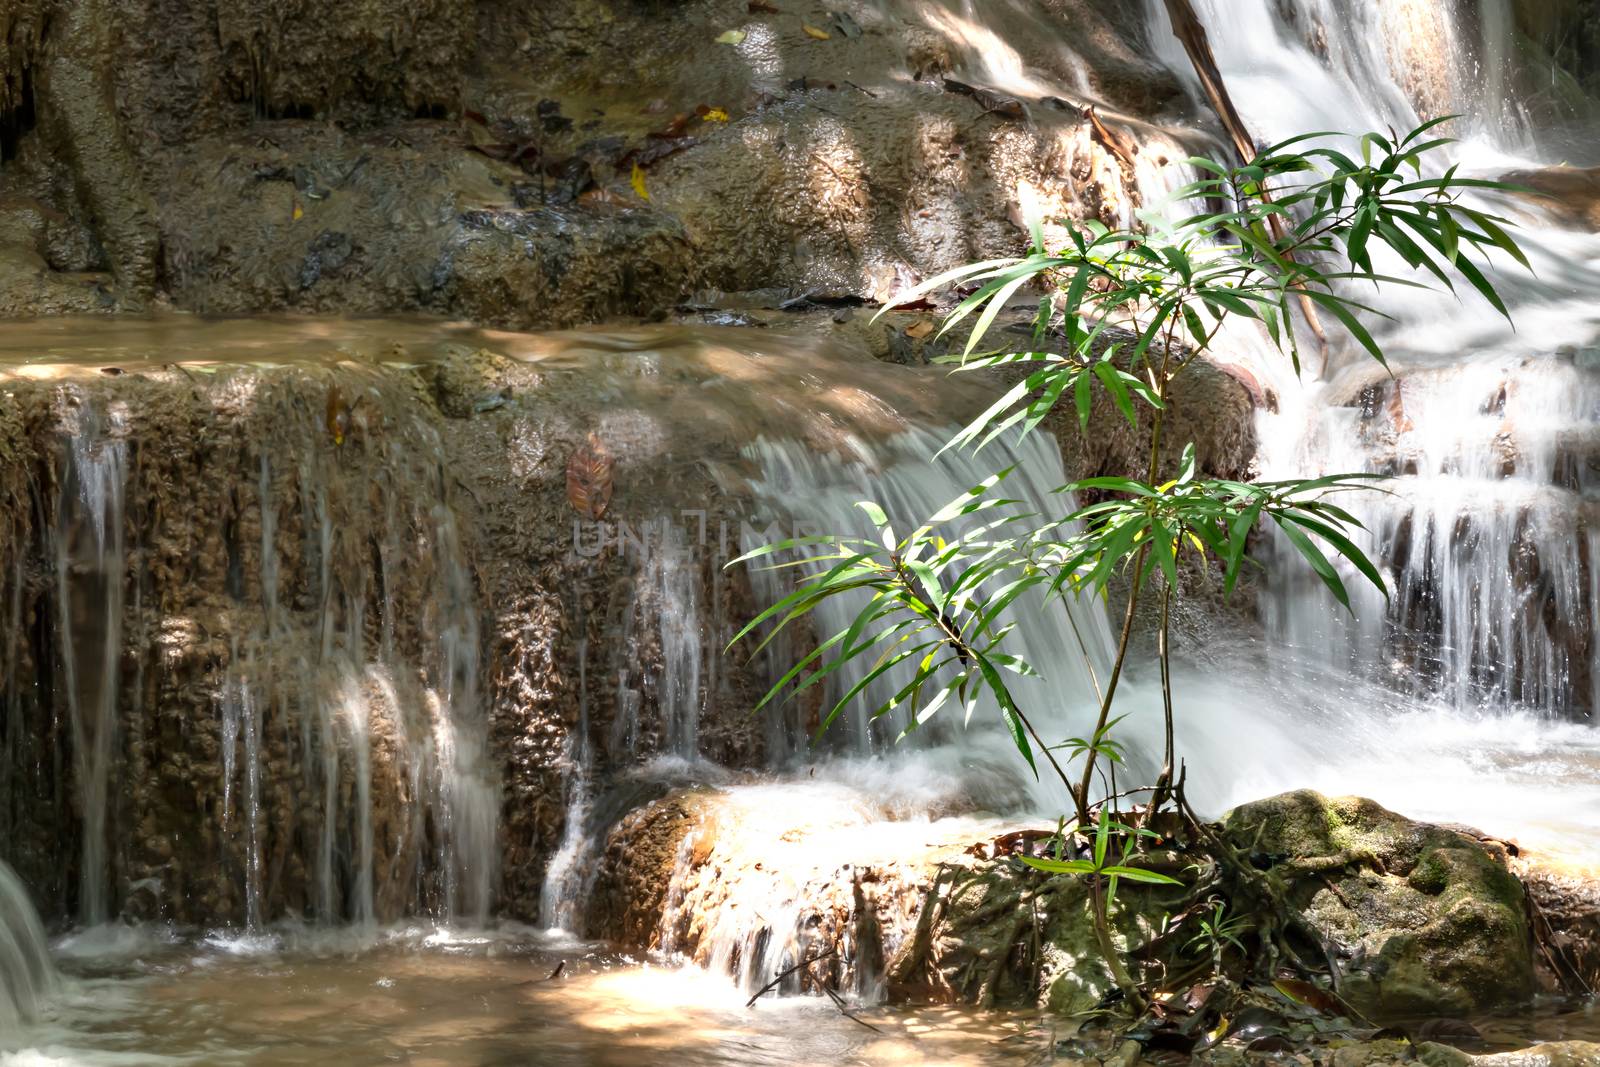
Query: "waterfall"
1 370 507 932
1144 0 1600 720
54 401 127 928
1144 0 1528 155
0 860 53 1031
538 625 591 931
604 521 710 765
430 504 499 926
741 427 1116 806
219 644 265 930
1260 358 1600 716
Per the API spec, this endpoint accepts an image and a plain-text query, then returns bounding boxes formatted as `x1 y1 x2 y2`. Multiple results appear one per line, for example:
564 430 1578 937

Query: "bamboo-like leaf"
1275 514 1350 609
1100 865 1183 885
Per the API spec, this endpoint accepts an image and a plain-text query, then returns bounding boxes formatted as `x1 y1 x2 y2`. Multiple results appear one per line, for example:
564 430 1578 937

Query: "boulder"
1503 166 1600 231
1225 790 1535 1019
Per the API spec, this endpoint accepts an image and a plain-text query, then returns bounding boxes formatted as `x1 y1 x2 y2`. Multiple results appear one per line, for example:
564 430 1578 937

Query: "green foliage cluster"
732 120 1528 1012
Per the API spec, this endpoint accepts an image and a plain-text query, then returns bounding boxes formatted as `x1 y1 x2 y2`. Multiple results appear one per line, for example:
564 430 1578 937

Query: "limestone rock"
1503 166 1600 231
586 790 714 951
1225 790 1535 1019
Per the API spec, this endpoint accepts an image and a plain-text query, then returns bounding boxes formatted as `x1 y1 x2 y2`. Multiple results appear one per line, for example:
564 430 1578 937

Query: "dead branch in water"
822 985 884 1034
745 947 840 1008
744 946 881 1033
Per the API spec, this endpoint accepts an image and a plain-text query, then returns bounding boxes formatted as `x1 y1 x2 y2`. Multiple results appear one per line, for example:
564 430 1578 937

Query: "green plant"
1021 808 1183 999
1183 898 1254 971
731 119 1528 1012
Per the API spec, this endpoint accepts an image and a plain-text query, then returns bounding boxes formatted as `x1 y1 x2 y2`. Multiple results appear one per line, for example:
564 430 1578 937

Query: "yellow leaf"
715 29 747 45
630 164 650 201
701 107 730 122
292 201 303 221
802 24 830 39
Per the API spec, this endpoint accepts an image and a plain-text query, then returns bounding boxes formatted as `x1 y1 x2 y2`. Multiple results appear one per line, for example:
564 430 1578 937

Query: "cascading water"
0 364 506 935
0 860 53 1031
0 0 1598 1051
742 427 1115 804
1146 0 1600 725
1260 357 1600 716
538 621 591 931
625 427 1122 993
54 402 128 929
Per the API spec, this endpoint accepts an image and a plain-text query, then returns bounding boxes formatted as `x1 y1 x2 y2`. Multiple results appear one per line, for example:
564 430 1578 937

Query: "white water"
743 426 1115 813
619 0 1600 991
54 402 127 929
1141 0 1600 724
0 861 53 1032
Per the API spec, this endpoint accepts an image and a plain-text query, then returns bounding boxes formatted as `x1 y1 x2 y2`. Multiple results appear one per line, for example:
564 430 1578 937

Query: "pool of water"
2 925 1052 1066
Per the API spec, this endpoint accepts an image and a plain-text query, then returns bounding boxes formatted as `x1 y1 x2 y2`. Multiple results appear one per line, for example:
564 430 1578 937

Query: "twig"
822 984 884 1033
1526 888 1594 999
1083 105 1137 171
1319 874 1354 911
746 947 840 1008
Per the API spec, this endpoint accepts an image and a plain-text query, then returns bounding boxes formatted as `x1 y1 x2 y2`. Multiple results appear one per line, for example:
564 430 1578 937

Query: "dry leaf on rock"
566 433 615 520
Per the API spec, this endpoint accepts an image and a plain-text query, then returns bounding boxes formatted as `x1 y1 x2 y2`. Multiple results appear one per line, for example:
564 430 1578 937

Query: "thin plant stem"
1073 320 1177 821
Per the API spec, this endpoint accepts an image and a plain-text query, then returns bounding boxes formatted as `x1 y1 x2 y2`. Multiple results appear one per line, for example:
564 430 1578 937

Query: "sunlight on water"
0 925 1044 1066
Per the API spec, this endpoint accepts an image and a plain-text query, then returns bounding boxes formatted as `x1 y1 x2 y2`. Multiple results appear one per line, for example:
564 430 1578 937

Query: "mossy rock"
1225 790 1534 1019
886 859 1179 1014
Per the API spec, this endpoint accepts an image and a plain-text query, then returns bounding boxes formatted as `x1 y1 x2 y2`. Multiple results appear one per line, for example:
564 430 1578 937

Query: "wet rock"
586 784 1546 1028
0 0 1184 326
1503 166 1600 231
586 790 715 950
1225 791 1536 1020
1420 1041 1600 1067
586 784 1178 1012
215 0 472 117
1520 863 1600 995
35 0 159 300
298 230 354 289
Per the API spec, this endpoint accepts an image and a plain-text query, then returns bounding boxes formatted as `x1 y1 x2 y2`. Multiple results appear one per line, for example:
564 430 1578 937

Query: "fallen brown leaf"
566 432 615 520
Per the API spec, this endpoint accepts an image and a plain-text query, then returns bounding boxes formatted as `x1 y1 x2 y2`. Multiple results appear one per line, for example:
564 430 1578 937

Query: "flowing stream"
1 1 1598 1063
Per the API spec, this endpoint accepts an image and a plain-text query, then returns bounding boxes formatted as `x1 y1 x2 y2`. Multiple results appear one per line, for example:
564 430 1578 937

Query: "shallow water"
6 926 1049 1067
9 920 1600 1065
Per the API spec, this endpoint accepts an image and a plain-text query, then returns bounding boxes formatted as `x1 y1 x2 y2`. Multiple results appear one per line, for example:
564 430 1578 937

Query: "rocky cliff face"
0 317 1254 927
0 323 826 924
0 0 1188 323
